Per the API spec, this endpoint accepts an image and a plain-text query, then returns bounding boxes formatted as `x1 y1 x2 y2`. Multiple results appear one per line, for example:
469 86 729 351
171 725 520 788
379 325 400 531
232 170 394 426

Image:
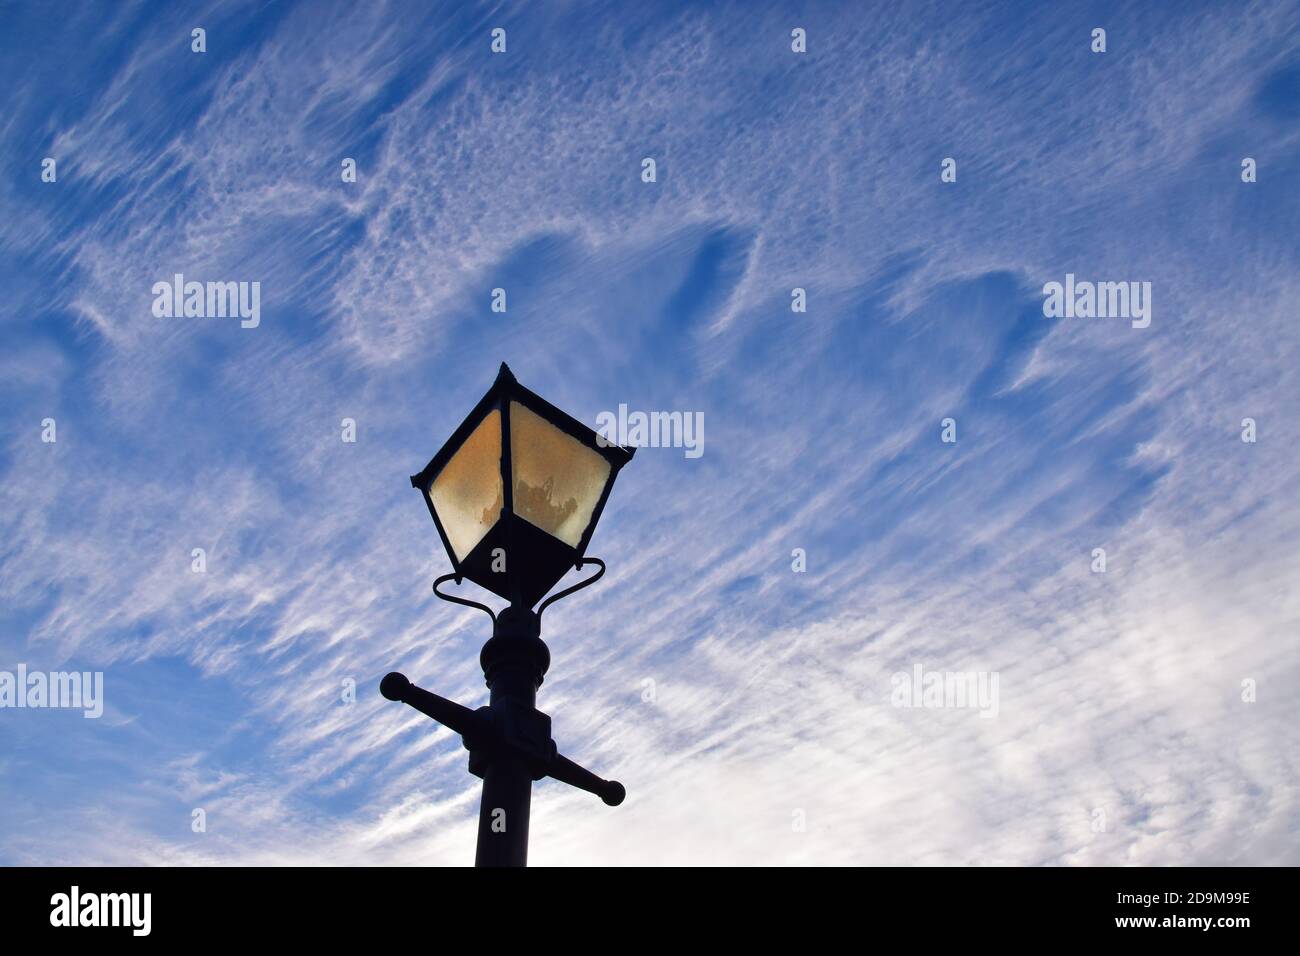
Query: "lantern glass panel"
509 400 611 548
428 409 504 561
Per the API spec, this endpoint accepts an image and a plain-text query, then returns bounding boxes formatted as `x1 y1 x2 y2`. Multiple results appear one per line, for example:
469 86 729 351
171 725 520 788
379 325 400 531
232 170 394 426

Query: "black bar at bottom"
0 865 1285 941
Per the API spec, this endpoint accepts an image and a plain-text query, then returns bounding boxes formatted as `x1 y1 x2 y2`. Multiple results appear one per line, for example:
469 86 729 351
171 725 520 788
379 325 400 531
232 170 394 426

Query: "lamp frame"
410 363 634 607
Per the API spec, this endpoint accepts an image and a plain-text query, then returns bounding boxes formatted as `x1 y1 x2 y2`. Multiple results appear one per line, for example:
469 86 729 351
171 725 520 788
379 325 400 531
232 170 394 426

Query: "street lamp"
382 363 635 866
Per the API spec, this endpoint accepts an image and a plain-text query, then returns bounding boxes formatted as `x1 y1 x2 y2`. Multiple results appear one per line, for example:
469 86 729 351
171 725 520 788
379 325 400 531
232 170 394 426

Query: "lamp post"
382 363 634 867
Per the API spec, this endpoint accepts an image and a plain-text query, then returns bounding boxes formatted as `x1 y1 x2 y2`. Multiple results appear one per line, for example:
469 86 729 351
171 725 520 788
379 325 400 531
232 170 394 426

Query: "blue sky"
1 0 1298 865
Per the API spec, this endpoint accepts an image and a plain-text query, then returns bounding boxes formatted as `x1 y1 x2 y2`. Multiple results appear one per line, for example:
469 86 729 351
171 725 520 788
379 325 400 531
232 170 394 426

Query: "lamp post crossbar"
381 606 624 866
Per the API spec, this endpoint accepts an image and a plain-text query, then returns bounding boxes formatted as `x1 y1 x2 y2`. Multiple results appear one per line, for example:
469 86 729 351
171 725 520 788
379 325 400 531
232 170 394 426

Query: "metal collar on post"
480 604 549 690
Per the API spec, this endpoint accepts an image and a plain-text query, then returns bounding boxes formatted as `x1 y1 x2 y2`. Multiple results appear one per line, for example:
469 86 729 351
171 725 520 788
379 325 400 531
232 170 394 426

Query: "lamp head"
410 364 634 609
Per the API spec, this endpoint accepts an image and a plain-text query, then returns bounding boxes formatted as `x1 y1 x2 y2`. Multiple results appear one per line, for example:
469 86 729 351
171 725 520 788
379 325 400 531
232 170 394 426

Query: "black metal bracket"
431 572 497 623
537 557 606 619
380 671 625 806
431 556 607 623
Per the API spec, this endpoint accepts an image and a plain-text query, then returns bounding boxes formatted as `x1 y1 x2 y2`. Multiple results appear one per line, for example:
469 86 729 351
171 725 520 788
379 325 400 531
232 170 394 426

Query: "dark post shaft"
474 664 536 867
473 603 550 868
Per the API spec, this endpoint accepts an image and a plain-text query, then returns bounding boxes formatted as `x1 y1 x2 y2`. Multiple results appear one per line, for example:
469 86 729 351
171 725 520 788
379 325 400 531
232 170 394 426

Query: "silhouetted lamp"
385 363 635 867
410 363 634 609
